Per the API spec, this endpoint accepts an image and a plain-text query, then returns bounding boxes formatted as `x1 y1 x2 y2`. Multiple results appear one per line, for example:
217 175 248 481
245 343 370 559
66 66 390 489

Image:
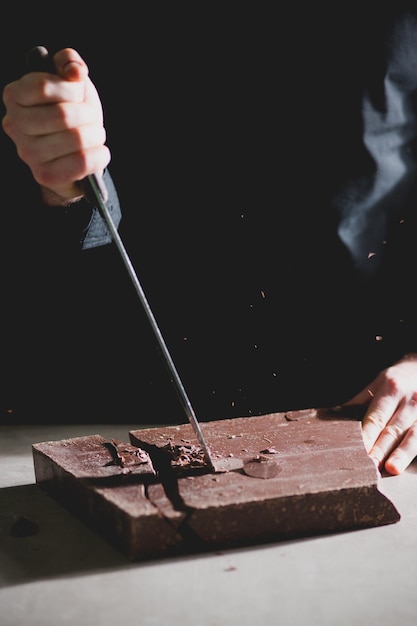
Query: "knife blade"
25 46 216 472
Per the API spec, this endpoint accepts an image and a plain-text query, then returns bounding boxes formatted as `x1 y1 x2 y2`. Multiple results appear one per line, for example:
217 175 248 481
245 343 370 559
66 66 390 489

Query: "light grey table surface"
1 423 416 626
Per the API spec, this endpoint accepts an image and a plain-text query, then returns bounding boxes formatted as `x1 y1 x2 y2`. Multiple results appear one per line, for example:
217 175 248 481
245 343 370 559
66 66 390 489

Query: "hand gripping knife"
25 46 230 472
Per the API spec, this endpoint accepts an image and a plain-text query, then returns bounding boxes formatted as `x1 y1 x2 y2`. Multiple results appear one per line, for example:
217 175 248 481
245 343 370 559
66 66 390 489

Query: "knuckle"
68 127 84 150
384 424 404 440
380 368 403 395
364 411 387 430
2 82 14 105
54 102 71 126
2 114 16 138
17 140 35 163
409 422 417 438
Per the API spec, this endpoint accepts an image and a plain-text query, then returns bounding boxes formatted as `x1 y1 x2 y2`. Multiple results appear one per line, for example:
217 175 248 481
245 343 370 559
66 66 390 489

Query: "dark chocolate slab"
32 411 400 561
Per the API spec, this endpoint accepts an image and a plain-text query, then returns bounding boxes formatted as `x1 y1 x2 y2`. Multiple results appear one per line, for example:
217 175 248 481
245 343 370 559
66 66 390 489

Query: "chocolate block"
129 409 400 546
32 411 400 561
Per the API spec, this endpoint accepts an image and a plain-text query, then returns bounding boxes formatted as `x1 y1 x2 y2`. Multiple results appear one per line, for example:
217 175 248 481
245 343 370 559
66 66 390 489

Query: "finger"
361 395 400 452
2 74 88 110
366 399 417 467
10 100 100 138
34 145 111 190
367 421 406 468
384 422 417 475
23 124 107 166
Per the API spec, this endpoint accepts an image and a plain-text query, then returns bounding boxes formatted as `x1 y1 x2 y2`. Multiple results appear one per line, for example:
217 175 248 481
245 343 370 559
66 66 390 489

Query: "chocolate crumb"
10 515 39 537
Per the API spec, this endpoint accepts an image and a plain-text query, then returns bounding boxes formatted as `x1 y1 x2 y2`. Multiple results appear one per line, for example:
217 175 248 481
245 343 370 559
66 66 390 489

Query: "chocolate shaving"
104 439 150 468
163 442 207 469
260 447 279 454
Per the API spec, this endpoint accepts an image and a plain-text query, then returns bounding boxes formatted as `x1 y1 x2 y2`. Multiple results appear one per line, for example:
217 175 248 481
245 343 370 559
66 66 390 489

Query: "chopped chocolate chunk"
243 457 282 479
163 442 206 469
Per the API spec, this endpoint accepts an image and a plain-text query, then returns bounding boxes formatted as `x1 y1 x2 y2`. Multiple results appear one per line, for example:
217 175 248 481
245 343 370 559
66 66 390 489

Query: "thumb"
53 48 89 82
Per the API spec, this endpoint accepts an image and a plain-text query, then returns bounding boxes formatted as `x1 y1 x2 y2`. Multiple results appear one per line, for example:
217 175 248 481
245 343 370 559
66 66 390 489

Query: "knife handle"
25 45 55 72
25 45 108 204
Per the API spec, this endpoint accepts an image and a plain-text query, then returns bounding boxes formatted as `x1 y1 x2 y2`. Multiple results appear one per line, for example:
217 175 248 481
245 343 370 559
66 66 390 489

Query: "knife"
25 46 216 472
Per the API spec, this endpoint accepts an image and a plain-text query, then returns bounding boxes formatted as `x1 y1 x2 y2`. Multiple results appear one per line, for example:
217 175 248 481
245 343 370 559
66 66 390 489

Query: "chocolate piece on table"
32 434 185 560
32 410 400 561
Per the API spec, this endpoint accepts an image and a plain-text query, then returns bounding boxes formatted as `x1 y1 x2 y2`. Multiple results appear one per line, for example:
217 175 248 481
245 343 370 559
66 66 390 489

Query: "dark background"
3 5 417 426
